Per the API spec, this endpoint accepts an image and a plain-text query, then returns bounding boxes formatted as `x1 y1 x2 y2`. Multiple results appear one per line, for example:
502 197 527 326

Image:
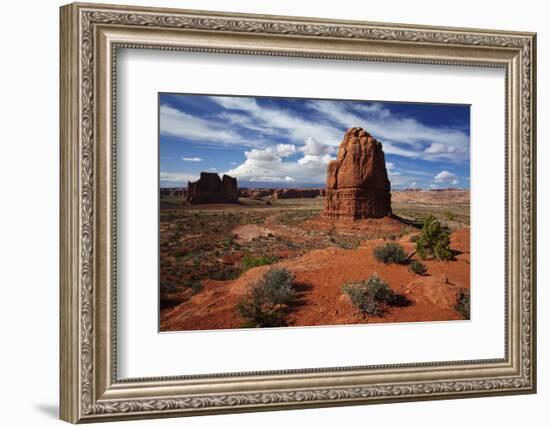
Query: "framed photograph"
60 2 537 423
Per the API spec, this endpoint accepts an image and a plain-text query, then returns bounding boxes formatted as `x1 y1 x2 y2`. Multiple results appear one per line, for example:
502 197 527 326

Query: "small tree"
415 215 452 260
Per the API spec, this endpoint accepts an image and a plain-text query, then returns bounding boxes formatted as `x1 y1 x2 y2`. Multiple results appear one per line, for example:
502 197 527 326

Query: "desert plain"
159 187 470 331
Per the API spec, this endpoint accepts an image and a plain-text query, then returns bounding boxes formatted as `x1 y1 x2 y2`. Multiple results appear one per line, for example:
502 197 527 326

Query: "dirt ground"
159 190 470 331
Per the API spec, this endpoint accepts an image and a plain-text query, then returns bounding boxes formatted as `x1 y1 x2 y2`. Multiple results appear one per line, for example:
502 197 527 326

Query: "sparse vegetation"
276 209 318 226
236 268 296 327
408 260 427 275
455 289 470 319
445 211 456 221
241 253 279 272
342 275 397 316
415 215 453 260
160 279 183 294
160 191 469 331
373 242 408 264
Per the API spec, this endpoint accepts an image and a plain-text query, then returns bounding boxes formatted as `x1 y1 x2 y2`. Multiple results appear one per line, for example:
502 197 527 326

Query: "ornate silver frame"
60 2 537 423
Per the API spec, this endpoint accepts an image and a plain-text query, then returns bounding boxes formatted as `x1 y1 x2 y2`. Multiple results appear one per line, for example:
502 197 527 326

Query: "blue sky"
159 93 470 189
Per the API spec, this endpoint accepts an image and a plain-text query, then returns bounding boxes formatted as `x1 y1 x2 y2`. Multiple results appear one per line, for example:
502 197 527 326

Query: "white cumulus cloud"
182 157 202 162
433 170 460 186
225 143 334 184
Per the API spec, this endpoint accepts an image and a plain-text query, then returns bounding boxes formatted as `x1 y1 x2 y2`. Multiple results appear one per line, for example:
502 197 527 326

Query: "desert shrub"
236 285 286 328
408 260 427 275
455 289 470 319
409 233 419 243
445 211 456 221
241 253 278 272
262 268 296 305
342 275 396 316
373 243 408 264
235 268 295 327
415 215 453 260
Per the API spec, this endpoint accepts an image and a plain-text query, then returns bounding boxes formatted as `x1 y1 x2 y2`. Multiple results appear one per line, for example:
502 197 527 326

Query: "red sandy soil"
160 227 470 331
303 215 409 235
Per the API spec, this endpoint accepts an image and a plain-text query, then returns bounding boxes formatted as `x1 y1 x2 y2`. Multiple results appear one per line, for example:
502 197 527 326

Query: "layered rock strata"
324 127 391 219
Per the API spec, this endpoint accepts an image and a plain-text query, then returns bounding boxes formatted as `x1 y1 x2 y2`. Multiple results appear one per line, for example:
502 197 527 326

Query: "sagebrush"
373 242 408 264
236 267 295 327
342 275 396 316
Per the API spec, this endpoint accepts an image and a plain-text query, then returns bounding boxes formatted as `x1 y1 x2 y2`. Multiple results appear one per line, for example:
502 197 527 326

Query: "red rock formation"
272 188 322 199
324 127 391 219
249 189 275 200
187 172 239 204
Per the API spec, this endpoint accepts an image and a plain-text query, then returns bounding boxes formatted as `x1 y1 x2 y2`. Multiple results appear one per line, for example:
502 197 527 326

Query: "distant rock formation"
324 127 391 219
239 189 274 200
187 172 238 204
272 188 322 199
160 187 187 198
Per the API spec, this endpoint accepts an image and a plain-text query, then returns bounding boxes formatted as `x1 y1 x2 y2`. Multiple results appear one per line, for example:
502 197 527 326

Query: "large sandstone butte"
187 172 239 204
325 127 391 219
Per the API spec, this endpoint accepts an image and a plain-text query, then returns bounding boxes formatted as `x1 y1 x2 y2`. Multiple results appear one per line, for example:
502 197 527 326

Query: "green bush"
455 289 470 319
415 215 453 260
408 260 427 275
241 253 278 272
342 275 396 316
235 268 295 327
373 243 408 264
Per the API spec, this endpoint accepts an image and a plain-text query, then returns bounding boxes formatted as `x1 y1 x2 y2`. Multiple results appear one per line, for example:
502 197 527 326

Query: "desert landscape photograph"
159 94 470 332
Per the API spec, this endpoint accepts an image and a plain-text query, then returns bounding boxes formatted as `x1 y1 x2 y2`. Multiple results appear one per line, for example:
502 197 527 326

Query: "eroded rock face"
187 172 238 204
325 127 391 219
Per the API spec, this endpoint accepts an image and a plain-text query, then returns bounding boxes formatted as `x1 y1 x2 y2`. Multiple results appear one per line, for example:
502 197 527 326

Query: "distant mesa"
238 188 325 200
239 188 273 200
187 172 239 204
324 127 392 219
272 188 323 199
160 187 187 198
